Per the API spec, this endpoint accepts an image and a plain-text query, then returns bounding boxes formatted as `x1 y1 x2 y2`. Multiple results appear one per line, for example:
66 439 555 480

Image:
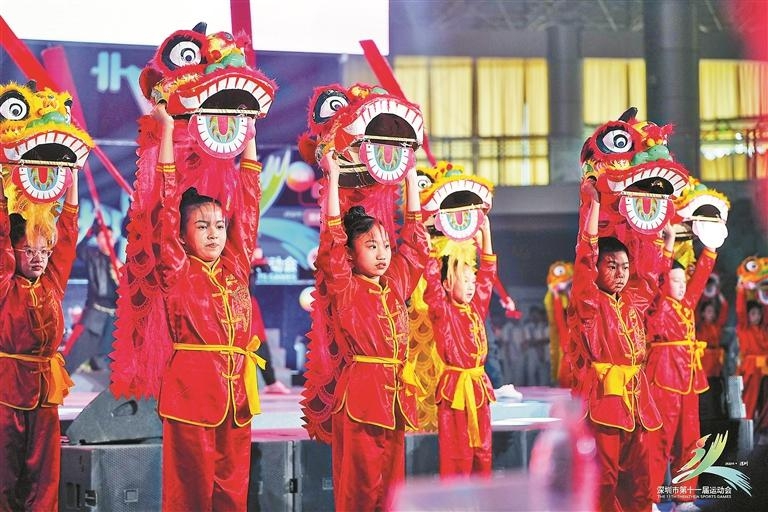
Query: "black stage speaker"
247 440 295 512
247 438 335 512
405 432 439 477
295 439 335 512
65 389 162 445
492 427 541 470
59 443 162 511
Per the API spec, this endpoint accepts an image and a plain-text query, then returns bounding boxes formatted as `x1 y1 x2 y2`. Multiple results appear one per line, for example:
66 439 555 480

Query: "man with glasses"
0 171 79 511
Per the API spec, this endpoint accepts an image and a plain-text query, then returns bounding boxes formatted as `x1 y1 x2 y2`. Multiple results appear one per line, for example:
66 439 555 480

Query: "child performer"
735 283 768 421
570 178 662 512
0 171 79 511
317 153 428 511
646 229 719 511
150 103 264 510
696 283 729 379
422 217 497 477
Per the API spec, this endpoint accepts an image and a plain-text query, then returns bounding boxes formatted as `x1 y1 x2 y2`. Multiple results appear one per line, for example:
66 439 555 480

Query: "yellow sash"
444 365 486 448
652 340 707 371
592 362 640 410
0 351 73 405
351 355 421 391
173 337 266 415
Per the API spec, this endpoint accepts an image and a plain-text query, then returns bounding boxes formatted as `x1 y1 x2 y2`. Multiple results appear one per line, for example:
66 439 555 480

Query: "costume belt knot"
173 336 266 415
592 362 640 410
0 351 73 405
444 365 486 448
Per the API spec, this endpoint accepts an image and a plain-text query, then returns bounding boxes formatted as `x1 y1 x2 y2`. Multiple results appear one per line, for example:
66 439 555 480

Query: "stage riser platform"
59 428 542 511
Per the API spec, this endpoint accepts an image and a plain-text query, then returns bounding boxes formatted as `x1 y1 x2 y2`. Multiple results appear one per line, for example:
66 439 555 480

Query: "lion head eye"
0 92 29 121
312 90 349 124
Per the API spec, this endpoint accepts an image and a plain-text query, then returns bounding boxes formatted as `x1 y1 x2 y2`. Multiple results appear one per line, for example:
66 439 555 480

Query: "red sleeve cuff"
156 163 176 173
240 159 263 173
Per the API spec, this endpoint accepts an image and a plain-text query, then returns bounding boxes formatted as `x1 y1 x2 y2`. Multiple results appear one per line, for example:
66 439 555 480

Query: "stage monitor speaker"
492 428 541 471
295 439 335 512
59 443 162 511
405 432 439 477
65 389 162 445
247 440 295 512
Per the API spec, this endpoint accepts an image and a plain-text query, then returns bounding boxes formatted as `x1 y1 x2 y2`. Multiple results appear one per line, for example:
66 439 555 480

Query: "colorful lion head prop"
0 80 92 241
405 161 494 431
544 261 574 387
110 22 276 399
300 82 425 443
139 22 274 157
416 160 494 242
580 107 690 239
737 256 768 306
671 177 730 272
298 83 424 187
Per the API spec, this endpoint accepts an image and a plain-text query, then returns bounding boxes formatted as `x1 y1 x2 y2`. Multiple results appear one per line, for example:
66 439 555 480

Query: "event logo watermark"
668 431 752 499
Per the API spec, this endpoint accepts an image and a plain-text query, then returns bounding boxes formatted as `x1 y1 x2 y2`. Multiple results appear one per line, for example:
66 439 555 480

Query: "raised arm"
581 178 600 238
474 216 497 316
0 180 13 296
570 179 602 359
314 153 352 294
404 165 420 214
389 166 428 297
227 135 262 267
48 169 80 292
685 246 718 307
322 152 341 218
153 103 186 288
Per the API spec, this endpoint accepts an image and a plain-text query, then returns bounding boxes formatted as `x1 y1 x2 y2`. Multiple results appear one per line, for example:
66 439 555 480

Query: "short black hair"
597 236 629 262
9 213 27 246
671 260 686 271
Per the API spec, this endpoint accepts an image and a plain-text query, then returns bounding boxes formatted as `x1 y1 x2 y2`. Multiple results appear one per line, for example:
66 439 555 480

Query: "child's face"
14 234 52 280
702 304 716 323
444 265 477 304
349 223 391 281
181 203 226 262
748 306 763 326
596 250 629 295
668 268 687 301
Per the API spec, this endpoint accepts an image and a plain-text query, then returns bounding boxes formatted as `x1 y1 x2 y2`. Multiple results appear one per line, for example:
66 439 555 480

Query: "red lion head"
580 107 690 237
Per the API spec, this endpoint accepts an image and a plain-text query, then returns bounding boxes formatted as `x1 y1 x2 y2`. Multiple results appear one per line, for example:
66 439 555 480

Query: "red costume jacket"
696 298 728 349
696 293 728 376
317 212 428 430
423 253 496 409
646 249 716 395
0 201 78 409
571 232 662 432
155 161 261 427
735 287 768 359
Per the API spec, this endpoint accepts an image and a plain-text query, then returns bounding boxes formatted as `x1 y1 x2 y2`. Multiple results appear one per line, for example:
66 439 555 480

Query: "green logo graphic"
672 432 751 496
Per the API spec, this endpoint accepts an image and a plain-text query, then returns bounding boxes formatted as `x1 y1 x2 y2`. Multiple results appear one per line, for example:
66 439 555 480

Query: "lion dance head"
416 160 493 242
671 177 730 272
138 21 276 159
737 256 768 306
0 80 93 241
298 83 424 188
580 107 690 238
